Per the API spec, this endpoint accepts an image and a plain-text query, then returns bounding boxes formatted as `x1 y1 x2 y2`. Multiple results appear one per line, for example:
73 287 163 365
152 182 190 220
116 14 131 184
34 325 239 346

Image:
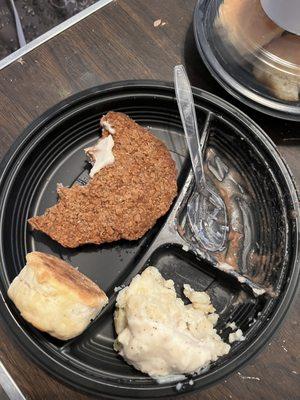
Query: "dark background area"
0 0 97 60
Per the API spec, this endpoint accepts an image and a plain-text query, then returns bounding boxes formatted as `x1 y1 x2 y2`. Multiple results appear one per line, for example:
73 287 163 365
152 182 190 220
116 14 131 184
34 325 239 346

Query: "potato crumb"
229 329 245 343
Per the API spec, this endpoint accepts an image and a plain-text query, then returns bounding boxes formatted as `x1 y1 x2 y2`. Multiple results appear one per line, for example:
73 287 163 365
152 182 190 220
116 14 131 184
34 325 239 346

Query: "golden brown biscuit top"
27 252 107 308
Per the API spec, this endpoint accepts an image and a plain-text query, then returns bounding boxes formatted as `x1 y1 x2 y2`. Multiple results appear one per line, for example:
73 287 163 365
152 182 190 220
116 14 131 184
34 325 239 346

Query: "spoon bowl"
187 187 228 252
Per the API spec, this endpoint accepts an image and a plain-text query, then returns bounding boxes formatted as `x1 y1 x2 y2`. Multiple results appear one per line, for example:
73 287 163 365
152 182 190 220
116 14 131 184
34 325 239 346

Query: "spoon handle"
174 65 206 189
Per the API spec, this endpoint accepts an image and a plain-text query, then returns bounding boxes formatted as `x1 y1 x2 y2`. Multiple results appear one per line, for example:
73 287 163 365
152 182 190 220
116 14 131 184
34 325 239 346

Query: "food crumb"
291 370 297 374
252 287 266 296
229 329 245 343
154 374 185 384
182 244 189 252
237 372 260 381
153 19 166 28
176 382 183 391
226 321 237 330
17 57 25 65
189 379 194 386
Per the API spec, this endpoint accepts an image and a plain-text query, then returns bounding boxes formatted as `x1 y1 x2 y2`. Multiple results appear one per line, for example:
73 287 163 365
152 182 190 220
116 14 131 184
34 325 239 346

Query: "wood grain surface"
0 1 299 399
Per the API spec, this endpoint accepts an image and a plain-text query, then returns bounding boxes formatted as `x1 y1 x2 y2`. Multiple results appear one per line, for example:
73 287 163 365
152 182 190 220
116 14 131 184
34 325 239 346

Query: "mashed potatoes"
114 267 230 378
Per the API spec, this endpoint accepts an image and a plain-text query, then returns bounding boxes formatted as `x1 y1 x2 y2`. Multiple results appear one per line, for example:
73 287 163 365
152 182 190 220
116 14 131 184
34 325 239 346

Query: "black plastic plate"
0 81 299 398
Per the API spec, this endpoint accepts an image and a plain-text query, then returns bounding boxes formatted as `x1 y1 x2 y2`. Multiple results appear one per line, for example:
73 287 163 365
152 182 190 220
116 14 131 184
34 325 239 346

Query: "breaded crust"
29 112 178 248
26 252 107 307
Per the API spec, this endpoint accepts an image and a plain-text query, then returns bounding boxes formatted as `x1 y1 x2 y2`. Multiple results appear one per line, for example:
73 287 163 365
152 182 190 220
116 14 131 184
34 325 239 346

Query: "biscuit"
8 252 108 340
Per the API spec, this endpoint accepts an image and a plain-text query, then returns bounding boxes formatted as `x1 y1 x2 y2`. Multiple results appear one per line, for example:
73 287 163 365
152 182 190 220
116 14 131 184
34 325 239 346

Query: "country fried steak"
29 112 178 248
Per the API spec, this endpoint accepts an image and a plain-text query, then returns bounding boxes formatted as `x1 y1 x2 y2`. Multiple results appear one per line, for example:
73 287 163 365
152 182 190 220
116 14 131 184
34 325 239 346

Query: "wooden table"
0 1 299 399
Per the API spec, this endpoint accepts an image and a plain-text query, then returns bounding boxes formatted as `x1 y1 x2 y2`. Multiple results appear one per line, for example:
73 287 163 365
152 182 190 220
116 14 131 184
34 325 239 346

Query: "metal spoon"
174 64 227 252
